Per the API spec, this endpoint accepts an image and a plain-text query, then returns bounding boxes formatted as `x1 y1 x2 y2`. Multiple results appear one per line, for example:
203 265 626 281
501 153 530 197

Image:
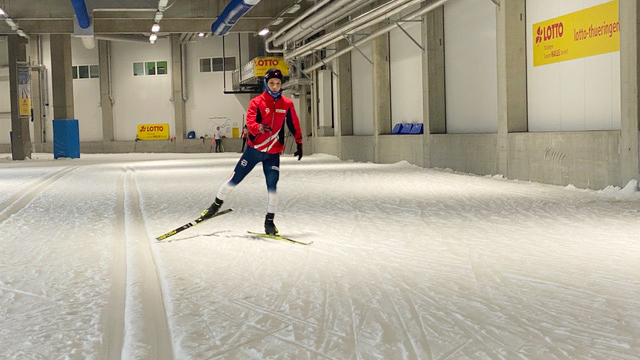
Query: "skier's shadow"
157 230 261 243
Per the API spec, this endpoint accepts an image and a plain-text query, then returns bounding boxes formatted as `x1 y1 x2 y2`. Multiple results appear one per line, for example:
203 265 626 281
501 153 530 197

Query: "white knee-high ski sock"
216 181 235 201
267 191 278 214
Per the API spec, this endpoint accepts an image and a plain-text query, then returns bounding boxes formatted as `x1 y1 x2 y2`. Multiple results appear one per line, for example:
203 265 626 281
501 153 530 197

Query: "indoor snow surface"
1 152 640 360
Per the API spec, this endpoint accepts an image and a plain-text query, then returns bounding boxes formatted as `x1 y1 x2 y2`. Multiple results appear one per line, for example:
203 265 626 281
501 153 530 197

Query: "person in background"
240 125 248 152
213 126 222 153
201 68 303 235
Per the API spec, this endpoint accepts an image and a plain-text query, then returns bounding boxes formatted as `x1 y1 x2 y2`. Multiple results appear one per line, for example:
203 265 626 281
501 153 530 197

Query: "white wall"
526 0 621 132
185 34 251 139
444 0 498 134
351 42 374 136
390 19 423 126
71 38 102 141
111 39 174 141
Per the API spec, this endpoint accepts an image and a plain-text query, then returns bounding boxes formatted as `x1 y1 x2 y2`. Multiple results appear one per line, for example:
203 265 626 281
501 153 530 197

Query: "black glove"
293 143 303 161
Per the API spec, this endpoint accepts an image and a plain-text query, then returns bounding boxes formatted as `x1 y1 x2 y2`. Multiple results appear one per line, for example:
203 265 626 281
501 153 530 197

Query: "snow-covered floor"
1 152 639 360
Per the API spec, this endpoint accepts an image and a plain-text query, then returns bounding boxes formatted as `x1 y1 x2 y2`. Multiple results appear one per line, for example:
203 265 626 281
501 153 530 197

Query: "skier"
200 68 303 235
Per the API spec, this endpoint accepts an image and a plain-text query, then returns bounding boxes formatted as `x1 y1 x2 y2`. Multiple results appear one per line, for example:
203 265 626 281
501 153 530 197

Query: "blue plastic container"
53 119 80 159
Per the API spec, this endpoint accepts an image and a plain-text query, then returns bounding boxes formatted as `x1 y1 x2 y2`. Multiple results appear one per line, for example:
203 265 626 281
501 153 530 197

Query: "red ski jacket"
246 92 302 154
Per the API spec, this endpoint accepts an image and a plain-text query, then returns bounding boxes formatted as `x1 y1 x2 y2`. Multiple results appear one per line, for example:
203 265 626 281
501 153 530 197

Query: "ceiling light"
17 29 27 38
154 11 163 22
258 28 269 36
270 18 284 26
198 32 205 37
5 18 15 27
150 33 158 42
286 4 301 14
0 8 5 16
151 23 160 32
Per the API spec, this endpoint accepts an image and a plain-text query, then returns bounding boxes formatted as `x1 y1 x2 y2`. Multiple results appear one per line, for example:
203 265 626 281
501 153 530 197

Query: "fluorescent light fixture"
270 17 284 26
151 23 160 32
158 0 169 11
17 29 27 38
0 8 5 16
198 32 205 37
154 11 163 22
5 18 15 27
150 33 158 42
286 4 301 14
258 28 269 36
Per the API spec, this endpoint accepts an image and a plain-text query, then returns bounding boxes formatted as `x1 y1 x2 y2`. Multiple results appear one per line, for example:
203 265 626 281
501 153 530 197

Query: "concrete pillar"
50 34 74 120
170 35 186 142
619 1 640 186
337 43 353 137
98 40 114 142
310 71 318 139
422 6 446 168
372 31 391 163
8 35 32 160
298 84 311 137
29 36 44 145
496 0 527 176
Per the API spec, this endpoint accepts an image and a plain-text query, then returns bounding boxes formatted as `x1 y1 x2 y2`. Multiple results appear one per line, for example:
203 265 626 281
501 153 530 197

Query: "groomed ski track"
1 153 639 359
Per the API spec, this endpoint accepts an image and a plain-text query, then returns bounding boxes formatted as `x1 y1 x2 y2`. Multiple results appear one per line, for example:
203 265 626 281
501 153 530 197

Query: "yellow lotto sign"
533 0 619 67
252 57 289 77
137 124 169 140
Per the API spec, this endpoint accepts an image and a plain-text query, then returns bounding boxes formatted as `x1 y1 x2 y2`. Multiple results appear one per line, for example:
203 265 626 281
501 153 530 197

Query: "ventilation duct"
70 0 91 29
211 0 261 36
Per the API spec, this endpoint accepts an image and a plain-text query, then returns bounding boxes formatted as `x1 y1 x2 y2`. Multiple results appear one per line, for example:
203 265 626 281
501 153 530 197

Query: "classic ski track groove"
123 167 174 360
0 166 77 224
101 170 127 360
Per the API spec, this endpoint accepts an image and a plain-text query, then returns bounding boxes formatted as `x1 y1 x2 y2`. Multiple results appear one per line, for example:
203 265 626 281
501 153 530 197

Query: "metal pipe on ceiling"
211 0 261 37
303 0 449 74
285 0 373 46
272 0 370 47
95 35 157 43
265 0 333 45
285 0 426 61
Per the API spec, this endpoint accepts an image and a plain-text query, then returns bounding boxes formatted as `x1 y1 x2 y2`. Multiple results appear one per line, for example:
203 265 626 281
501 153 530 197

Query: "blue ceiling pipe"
211 0 261 36
70 0 91 29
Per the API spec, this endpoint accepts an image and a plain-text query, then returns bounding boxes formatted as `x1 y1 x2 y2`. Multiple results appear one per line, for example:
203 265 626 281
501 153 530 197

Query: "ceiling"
0 0 315 35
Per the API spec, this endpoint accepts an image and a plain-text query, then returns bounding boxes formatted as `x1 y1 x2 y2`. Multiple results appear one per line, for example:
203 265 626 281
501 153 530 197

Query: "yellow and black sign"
240 57 289 83
533 0 619 67
137 124 169 140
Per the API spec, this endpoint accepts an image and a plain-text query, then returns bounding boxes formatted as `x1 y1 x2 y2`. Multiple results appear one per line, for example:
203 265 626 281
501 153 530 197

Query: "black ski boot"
264 213 278 235
201 198 223 219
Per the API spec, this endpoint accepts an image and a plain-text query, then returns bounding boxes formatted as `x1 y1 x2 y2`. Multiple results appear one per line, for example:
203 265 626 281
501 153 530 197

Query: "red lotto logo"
536 22 564 44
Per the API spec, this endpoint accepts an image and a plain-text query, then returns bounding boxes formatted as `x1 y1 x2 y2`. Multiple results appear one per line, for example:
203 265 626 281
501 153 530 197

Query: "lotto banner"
137 124 169 140
533 0 619 67
241 57 289 82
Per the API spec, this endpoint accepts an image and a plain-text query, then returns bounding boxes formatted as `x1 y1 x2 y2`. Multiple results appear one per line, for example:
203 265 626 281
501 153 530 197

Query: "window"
90 65 100 78
157 61 168 75
133 62 145 76
200 57 236 72
200 58 211 72
72 65 98 80
133 61 169 76
146 62 156 75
